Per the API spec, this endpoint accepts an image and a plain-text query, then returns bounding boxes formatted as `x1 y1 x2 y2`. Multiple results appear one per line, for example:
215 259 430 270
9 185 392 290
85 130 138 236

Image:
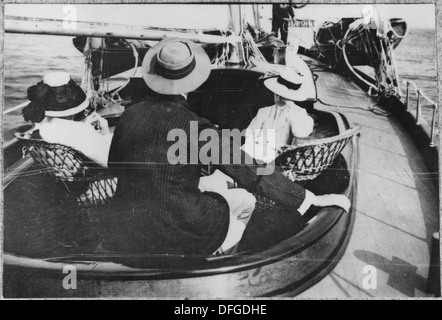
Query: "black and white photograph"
1 1 440 300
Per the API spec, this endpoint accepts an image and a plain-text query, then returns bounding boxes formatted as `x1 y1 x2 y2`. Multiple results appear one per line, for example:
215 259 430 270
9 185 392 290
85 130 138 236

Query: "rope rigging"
77 9 401 120
82 37 140 116
339 19 402 100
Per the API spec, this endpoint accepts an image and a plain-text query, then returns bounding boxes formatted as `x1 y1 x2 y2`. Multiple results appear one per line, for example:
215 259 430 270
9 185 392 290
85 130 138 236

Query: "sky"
5 3 436 31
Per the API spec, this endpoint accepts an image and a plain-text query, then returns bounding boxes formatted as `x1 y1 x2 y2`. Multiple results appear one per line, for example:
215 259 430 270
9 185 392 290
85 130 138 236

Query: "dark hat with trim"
23 72 89 123
142 38 211 95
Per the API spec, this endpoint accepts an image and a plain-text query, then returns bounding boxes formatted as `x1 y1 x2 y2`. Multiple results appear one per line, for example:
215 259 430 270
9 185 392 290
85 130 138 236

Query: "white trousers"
198 170 256 254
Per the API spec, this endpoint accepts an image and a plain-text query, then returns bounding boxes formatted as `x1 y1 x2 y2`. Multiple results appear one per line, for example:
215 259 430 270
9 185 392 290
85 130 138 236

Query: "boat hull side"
2 205 353 298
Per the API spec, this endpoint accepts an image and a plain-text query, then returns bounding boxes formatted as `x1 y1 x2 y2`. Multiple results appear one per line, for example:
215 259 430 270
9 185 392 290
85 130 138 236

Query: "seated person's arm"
197 115 307 213
242 108 276 162
197 116 351 215
84 112 112 136
287 104 314 139
83 116 113 167
40 117 112 168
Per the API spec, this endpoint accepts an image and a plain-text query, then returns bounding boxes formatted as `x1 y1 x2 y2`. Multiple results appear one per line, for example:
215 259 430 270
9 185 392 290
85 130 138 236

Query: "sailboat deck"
298 67 439 298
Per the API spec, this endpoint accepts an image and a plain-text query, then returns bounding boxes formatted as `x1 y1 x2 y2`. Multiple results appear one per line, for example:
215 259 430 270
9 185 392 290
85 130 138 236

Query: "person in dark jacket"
272 4 295 44
106 38 350 255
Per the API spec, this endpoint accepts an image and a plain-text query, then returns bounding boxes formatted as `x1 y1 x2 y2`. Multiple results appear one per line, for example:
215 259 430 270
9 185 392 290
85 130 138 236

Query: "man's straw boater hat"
26 71 89 118
264 70 309 102
142 38 211 95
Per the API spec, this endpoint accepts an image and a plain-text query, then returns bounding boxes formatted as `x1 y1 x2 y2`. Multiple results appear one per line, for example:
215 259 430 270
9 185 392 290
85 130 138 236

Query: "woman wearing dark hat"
22 71 113 168
107 38 350 256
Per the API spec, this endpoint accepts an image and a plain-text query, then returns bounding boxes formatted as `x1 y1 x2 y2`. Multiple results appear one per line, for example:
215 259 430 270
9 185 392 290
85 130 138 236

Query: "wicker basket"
16 132 117 208
275 126 360 181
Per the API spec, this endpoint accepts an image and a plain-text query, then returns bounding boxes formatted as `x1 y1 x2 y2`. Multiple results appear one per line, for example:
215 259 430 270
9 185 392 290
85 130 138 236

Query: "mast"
228 5 245 64
252 4 261 31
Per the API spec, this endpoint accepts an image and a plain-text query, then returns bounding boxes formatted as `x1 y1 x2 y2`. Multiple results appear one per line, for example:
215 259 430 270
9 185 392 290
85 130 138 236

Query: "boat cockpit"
4 55 359 297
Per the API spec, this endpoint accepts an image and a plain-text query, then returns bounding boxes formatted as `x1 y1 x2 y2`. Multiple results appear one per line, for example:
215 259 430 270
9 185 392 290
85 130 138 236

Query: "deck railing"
403 80 438 148
287 19 316 28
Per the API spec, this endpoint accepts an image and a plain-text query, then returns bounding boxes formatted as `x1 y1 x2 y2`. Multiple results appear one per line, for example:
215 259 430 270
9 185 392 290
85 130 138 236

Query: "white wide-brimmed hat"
142 38 211 95
264 70 309 102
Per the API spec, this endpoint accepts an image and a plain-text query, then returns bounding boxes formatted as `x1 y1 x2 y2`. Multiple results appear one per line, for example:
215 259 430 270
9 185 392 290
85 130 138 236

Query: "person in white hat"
22 71 113 168
243 70 314 163
106 38 350 256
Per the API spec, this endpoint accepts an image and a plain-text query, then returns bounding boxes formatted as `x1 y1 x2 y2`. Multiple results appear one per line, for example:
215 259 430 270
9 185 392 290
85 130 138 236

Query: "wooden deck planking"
298 69 438 298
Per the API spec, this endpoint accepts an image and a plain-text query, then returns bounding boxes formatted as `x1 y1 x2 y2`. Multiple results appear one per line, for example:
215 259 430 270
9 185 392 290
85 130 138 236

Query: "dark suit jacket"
272 4 295 23
107 94 306 255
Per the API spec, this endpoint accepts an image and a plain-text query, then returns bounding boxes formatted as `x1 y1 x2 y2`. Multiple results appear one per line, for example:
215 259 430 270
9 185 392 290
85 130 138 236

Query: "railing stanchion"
405 81 409 111
403 80 438 148
416 90 421 124
430 104 438 147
